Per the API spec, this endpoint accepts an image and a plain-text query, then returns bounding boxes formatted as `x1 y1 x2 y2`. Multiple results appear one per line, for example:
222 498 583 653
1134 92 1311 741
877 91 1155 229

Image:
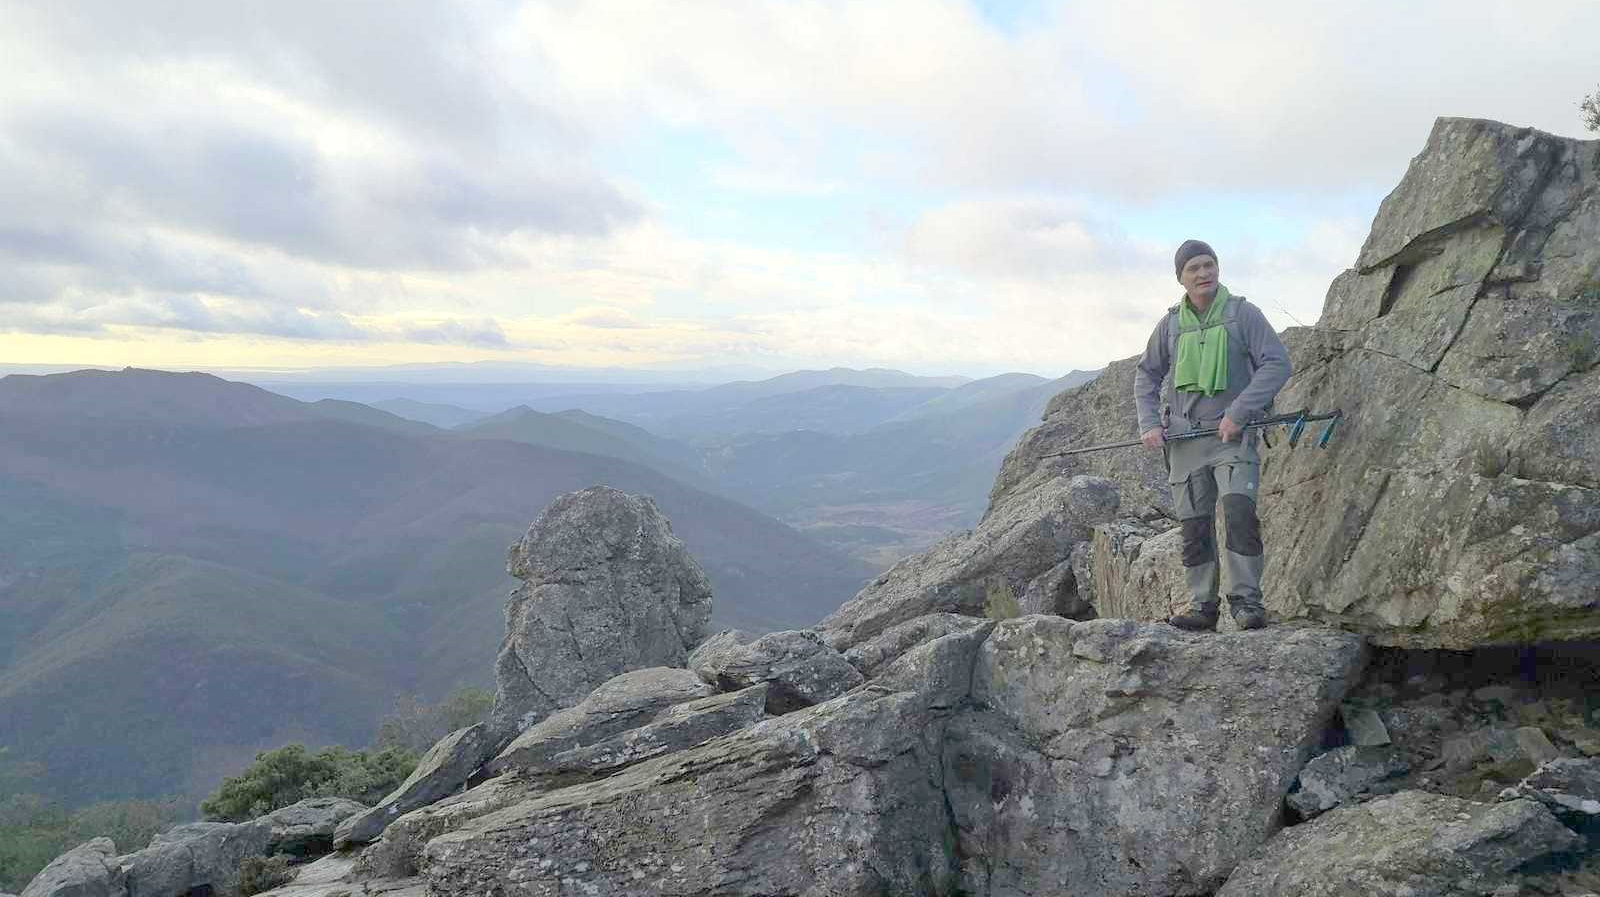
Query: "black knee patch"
1222 493 1263 556
1180 517 1214 567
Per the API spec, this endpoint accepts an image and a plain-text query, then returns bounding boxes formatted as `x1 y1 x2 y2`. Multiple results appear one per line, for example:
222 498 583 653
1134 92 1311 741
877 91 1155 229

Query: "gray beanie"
1174 239 1217 280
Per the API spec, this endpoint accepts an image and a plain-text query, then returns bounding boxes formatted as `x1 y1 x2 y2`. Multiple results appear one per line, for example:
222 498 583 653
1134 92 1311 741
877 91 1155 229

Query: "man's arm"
1225 302 1292 424
1132 315 1170 436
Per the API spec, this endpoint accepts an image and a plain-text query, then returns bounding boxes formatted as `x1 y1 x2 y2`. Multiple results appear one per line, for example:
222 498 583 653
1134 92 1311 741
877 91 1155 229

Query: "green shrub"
200 744 419 822
237 855 294 896
984 580 1022 621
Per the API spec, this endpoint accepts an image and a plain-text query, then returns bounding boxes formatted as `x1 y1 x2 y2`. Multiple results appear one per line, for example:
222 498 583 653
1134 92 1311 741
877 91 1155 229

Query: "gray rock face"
335 723 496 848
357 776 532 880
249 854 422 897
1261 118 1600 649
527 685 769 784
257 797 367 857
122 822 272 897
1503 757 1600 821
944 617 1368 896
1217 791 1580 897
20 839 122 897
820 475 1119 649
491 486 714 735
424 687 955 897
840 612 984 678
1287 746 1411 819
489 667 714 775
688 628 862 713
871 621 995 710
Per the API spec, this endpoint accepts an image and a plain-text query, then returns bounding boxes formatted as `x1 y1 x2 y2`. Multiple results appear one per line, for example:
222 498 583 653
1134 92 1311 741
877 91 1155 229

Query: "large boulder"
1217 791 1580 897
489 667 715 775
20 839 123 897
1260 118 1600 648
490 487 714 735
122 822 272 897
334 723 497 848
424 687 956 897
688 629 862 713
943 616 1367 896
819 474 1119 649
257 797 367 857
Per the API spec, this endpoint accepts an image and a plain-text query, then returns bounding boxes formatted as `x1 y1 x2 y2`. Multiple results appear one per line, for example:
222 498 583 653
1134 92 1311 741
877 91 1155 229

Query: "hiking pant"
1166 432 1264 613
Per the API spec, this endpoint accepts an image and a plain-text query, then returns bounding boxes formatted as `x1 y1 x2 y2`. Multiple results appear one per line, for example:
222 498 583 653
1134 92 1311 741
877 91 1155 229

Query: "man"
1132 240 1291 631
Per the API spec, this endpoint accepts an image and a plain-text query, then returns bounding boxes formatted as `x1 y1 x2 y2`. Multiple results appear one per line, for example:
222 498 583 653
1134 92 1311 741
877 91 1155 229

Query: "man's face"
1180 254 1220 303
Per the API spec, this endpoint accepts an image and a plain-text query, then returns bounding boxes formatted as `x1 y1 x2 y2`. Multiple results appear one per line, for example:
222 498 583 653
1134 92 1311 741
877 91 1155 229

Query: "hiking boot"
1230 600 1267 631
1169 601 1220 632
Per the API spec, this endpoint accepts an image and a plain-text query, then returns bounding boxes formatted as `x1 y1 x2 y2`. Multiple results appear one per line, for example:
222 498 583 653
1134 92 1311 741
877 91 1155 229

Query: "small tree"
374 687 493 753
1583 86 1600 132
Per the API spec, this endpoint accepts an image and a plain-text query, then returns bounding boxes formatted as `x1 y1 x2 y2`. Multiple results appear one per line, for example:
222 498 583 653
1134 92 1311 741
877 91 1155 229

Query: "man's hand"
1218 415 1243 442
1140 427 1165 449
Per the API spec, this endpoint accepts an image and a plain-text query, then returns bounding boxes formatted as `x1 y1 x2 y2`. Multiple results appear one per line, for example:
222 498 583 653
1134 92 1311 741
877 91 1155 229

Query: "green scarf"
1173 285 1230 395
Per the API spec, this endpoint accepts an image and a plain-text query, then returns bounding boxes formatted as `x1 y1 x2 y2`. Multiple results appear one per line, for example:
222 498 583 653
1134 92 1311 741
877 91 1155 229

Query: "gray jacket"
1133 294 1292 437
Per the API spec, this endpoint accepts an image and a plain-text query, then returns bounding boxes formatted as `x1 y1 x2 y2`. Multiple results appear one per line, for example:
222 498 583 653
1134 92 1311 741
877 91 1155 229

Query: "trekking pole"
1040 408 1343 459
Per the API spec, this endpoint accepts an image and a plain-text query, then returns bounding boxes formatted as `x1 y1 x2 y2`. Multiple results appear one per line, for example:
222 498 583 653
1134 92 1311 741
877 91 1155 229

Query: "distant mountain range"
313 366 1101 565
0 369 875 806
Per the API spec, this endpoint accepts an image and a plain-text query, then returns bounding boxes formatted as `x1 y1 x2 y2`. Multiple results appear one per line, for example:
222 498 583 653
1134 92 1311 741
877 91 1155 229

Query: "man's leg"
1217 458 1266 630
1168 440 1220 631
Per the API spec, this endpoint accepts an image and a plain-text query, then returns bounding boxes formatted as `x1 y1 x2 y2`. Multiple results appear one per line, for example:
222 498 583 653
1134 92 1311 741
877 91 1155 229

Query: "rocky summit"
19 117 1600 897
999 117 1600 650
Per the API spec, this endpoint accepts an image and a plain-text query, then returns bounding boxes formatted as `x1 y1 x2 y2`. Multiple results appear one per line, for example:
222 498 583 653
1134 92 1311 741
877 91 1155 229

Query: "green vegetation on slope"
199 743 419 822
0 789 180 892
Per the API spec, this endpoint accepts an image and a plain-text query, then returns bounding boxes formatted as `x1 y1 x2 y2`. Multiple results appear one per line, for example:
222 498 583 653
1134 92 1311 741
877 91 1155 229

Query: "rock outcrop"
122 822 272 897
19 840 121 897
491 486 714 735
1286 745 1410 818
1217 791 1579 897
1262 119 1600 648
840 612 985 677
424 687 955 897
258 798 367 857
335 724 496 847
687 628 862 712
945 617 1366 895
989 118 1600 650
403 615 1366 897
819 474 1119 648
488 667 716 774
1504 757 1600 823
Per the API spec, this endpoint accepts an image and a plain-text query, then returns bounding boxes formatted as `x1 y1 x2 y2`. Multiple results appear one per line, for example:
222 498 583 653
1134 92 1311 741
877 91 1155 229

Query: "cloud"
562 308 649 329
904 199 1158 279
1 0 1591 375
0 295 366 341
517 0 1600 199
400 318 511 347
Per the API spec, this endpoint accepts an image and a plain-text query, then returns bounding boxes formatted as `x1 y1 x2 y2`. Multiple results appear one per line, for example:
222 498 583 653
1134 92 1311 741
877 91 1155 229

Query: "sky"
1 0 1596 379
